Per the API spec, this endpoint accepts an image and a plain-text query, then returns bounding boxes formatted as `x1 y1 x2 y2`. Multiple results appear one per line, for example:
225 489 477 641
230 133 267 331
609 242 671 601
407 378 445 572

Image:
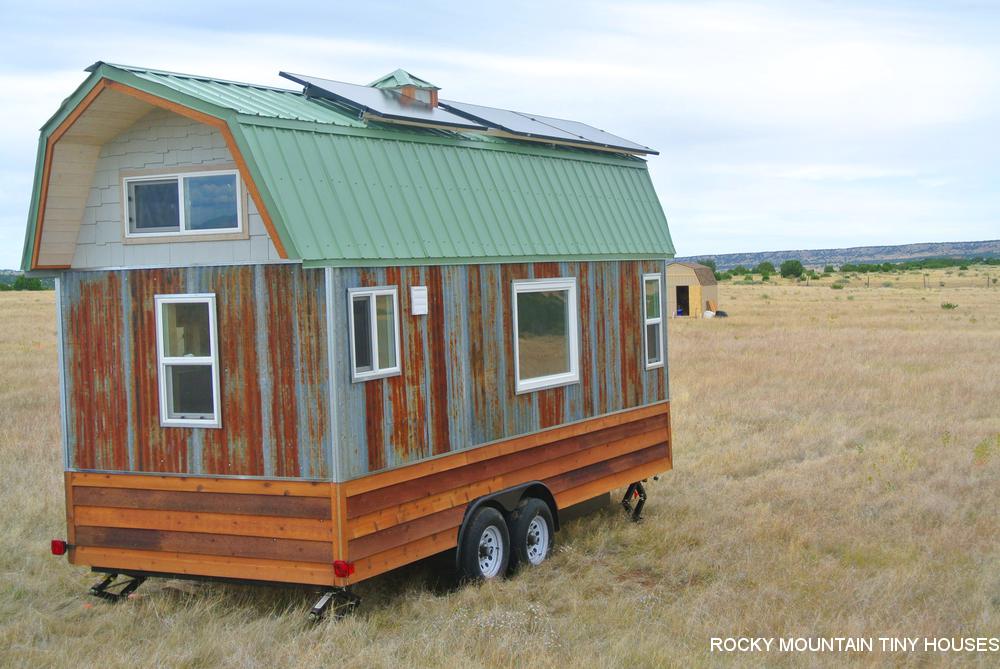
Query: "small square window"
129 179 180 233
348 287 401 381
155 294 221 427
512 278 580 393
643 274 664 369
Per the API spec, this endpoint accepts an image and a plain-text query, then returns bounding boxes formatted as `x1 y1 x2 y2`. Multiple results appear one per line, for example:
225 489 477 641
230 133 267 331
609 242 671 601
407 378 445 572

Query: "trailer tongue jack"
89 573 147 602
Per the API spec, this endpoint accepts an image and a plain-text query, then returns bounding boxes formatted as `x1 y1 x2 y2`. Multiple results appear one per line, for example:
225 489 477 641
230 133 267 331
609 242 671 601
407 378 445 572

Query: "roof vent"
369 69 439 107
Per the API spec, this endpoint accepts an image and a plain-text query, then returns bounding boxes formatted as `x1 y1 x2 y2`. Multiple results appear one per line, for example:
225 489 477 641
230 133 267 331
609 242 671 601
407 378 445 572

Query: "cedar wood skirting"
66 401 671 586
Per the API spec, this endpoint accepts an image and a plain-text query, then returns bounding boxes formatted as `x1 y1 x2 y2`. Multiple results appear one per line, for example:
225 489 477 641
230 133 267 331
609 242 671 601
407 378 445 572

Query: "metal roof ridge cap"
97 61 302 93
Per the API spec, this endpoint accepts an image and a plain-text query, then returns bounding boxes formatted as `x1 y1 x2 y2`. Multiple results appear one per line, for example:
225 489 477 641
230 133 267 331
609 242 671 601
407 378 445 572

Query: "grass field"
1 270 998 668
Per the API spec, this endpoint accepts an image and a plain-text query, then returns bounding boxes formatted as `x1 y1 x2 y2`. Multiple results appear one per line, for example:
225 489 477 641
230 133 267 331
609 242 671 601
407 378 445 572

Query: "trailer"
23 62 675 617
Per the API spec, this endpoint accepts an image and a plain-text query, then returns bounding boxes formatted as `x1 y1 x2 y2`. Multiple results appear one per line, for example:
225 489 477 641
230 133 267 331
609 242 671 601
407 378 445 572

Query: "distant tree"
754 261 775 275
824 265 835 273
779 259 804 278
731 265 749 275
697 258 717 272
11 276 44 291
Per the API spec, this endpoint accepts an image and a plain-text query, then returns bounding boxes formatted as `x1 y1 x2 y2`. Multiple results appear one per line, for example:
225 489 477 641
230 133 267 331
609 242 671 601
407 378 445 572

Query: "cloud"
0 1 998 267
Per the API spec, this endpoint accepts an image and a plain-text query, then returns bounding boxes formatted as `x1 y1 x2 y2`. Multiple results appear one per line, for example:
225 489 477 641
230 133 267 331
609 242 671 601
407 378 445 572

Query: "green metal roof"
22 63 673 270
368 69 439 90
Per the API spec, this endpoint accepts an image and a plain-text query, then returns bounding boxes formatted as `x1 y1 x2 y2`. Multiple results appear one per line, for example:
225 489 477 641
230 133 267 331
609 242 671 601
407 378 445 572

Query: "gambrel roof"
22 62 673 270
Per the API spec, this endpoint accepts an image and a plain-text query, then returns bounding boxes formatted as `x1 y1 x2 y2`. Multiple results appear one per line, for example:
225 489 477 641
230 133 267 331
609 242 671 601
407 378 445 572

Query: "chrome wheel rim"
525 516 549 565
478 526 503 578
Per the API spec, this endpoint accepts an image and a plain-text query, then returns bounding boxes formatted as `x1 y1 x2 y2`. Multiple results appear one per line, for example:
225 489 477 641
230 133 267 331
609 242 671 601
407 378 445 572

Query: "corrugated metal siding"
61 265 331 478
240 126 674 265
331 260 667 478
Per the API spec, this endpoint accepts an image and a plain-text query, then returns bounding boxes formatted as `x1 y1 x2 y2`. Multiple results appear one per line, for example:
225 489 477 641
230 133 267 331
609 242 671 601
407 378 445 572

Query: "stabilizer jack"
621 481 647 522
89 573 147 602
309 587 361 621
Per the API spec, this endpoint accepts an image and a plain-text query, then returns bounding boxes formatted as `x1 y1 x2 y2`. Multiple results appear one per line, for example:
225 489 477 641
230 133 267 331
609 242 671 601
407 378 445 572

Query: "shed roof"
23 63 674 270
668 262 717 286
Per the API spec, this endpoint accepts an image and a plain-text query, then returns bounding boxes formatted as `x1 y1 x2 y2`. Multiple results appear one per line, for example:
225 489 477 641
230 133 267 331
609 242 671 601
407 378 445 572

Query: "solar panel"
440 100 656 154
279 71 655 154
279 72 487 130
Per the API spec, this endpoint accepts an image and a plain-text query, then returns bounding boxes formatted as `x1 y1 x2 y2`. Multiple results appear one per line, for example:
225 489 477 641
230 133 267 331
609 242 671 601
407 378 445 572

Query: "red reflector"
333 560 355 578
50 539 68 556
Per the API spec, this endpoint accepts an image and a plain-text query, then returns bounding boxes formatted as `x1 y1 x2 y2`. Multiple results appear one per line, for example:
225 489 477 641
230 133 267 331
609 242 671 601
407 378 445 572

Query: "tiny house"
666 262 718 317
24 62 675 614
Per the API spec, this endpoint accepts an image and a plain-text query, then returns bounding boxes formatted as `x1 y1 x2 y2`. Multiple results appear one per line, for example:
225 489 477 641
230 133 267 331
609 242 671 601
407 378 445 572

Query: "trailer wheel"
459 506 510 581
509 497 554 570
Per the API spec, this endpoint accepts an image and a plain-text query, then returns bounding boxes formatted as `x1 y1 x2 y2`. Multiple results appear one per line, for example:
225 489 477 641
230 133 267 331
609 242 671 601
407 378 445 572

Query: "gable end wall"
71 108 280 269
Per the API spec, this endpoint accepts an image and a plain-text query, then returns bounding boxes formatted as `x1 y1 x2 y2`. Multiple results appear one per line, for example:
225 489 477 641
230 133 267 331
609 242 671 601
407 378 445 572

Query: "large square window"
125 170 241 237
348 286 401 381
643 273 664 369
512 278 580 393
155 294 221 427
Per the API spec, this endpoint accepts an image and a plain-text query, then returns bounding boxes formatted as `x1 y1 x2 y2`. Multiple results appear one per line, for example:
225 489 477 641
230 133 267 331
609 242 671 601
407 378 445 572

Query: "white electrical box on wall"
410 286 428 315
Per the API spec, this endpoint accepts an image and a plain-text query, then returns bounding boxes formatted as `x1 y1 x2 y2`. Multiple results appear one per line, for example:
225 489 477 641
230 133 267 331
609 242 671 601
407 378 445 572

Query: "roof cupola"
368 69 439 107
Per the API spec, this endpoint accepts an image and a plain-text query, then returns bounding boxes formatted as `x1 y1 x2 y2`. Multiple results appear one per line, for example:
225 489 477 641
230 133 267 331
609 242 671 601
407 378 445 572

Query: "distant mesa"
678 239 1000 270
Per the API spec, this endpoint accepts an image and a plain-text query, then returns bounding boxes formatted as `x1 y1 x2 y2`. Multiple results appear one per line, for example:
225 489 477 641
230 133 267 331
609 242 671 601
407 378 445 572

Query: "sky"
1 0 998 268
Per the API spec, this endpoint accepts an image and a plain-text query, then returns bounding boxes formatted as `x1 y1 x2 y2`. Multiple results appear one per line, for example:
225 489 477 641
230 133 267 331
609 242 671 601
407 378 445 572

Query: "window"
154 294 221 427
643 273 663 369
348 287 401 381
124 170 242 237
512 278 580 393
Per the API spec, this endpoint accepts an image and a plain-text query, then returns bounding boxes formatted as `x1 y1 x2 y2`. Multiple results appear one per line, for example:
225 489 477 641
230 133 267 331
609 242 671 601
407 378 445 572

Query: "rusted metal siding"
61 264 330 478
331 260 667 479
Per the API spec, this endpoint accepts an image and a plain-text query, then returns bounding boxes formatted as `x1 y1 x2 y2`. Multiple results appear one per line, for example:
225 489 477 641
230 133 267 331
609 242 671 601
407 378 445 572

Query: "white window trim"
643 273 664 370
154 293 222 428
123 169 244 238
512 277 580 394
347 286 402 382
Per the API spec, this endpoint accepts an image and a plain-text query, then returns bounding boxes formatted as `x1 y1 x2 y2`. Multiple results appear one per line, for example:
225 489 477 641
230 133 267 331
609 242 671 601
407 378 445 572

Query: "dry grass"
1 270 998 668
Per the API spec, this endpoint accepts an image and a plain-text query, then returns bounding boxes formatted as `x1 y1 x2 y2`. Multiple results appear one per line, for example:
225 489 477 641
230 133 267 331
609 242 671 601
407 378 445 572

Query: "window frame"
154 293 222 428
642 272 664 370
512 277 580 394
347 286 402 382
122 169 244 238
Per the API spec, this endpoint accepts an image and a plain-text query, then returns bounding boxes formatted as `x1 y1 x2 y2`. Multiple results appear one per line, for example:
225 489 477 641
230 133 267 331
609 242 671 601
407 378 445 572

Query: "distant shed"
667 262 718 317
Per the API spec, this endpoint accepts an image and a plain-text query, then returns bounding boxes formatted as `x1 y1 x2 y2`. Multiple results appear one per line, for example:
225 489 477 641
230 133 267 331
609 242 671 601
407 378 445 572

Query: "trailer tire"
458 506 510 581
509 497 554 570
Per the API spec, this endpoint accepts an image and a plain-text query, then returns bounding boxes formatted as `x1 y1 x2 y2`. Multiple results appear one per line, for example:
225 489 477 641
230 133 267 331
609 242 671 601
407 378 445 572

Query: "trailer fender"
455 481 559 569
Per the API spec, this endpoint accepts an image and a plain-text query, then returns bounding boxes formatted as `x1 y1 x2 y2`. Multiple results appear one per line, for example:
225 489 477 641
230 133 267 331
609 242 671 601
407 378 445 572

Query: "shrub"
761 273 770 282
941 303 958 310
831 283 844 290
754 261 775 274
882 282 893 287
824 265 835 273
780 259 804 278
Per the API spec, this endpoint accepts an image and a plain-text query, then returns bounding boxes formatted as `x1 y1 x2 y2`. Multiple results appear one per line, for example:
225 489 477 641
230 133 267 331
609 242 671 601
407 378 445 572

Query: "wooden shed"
23 62 676 612
666 262 719 318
